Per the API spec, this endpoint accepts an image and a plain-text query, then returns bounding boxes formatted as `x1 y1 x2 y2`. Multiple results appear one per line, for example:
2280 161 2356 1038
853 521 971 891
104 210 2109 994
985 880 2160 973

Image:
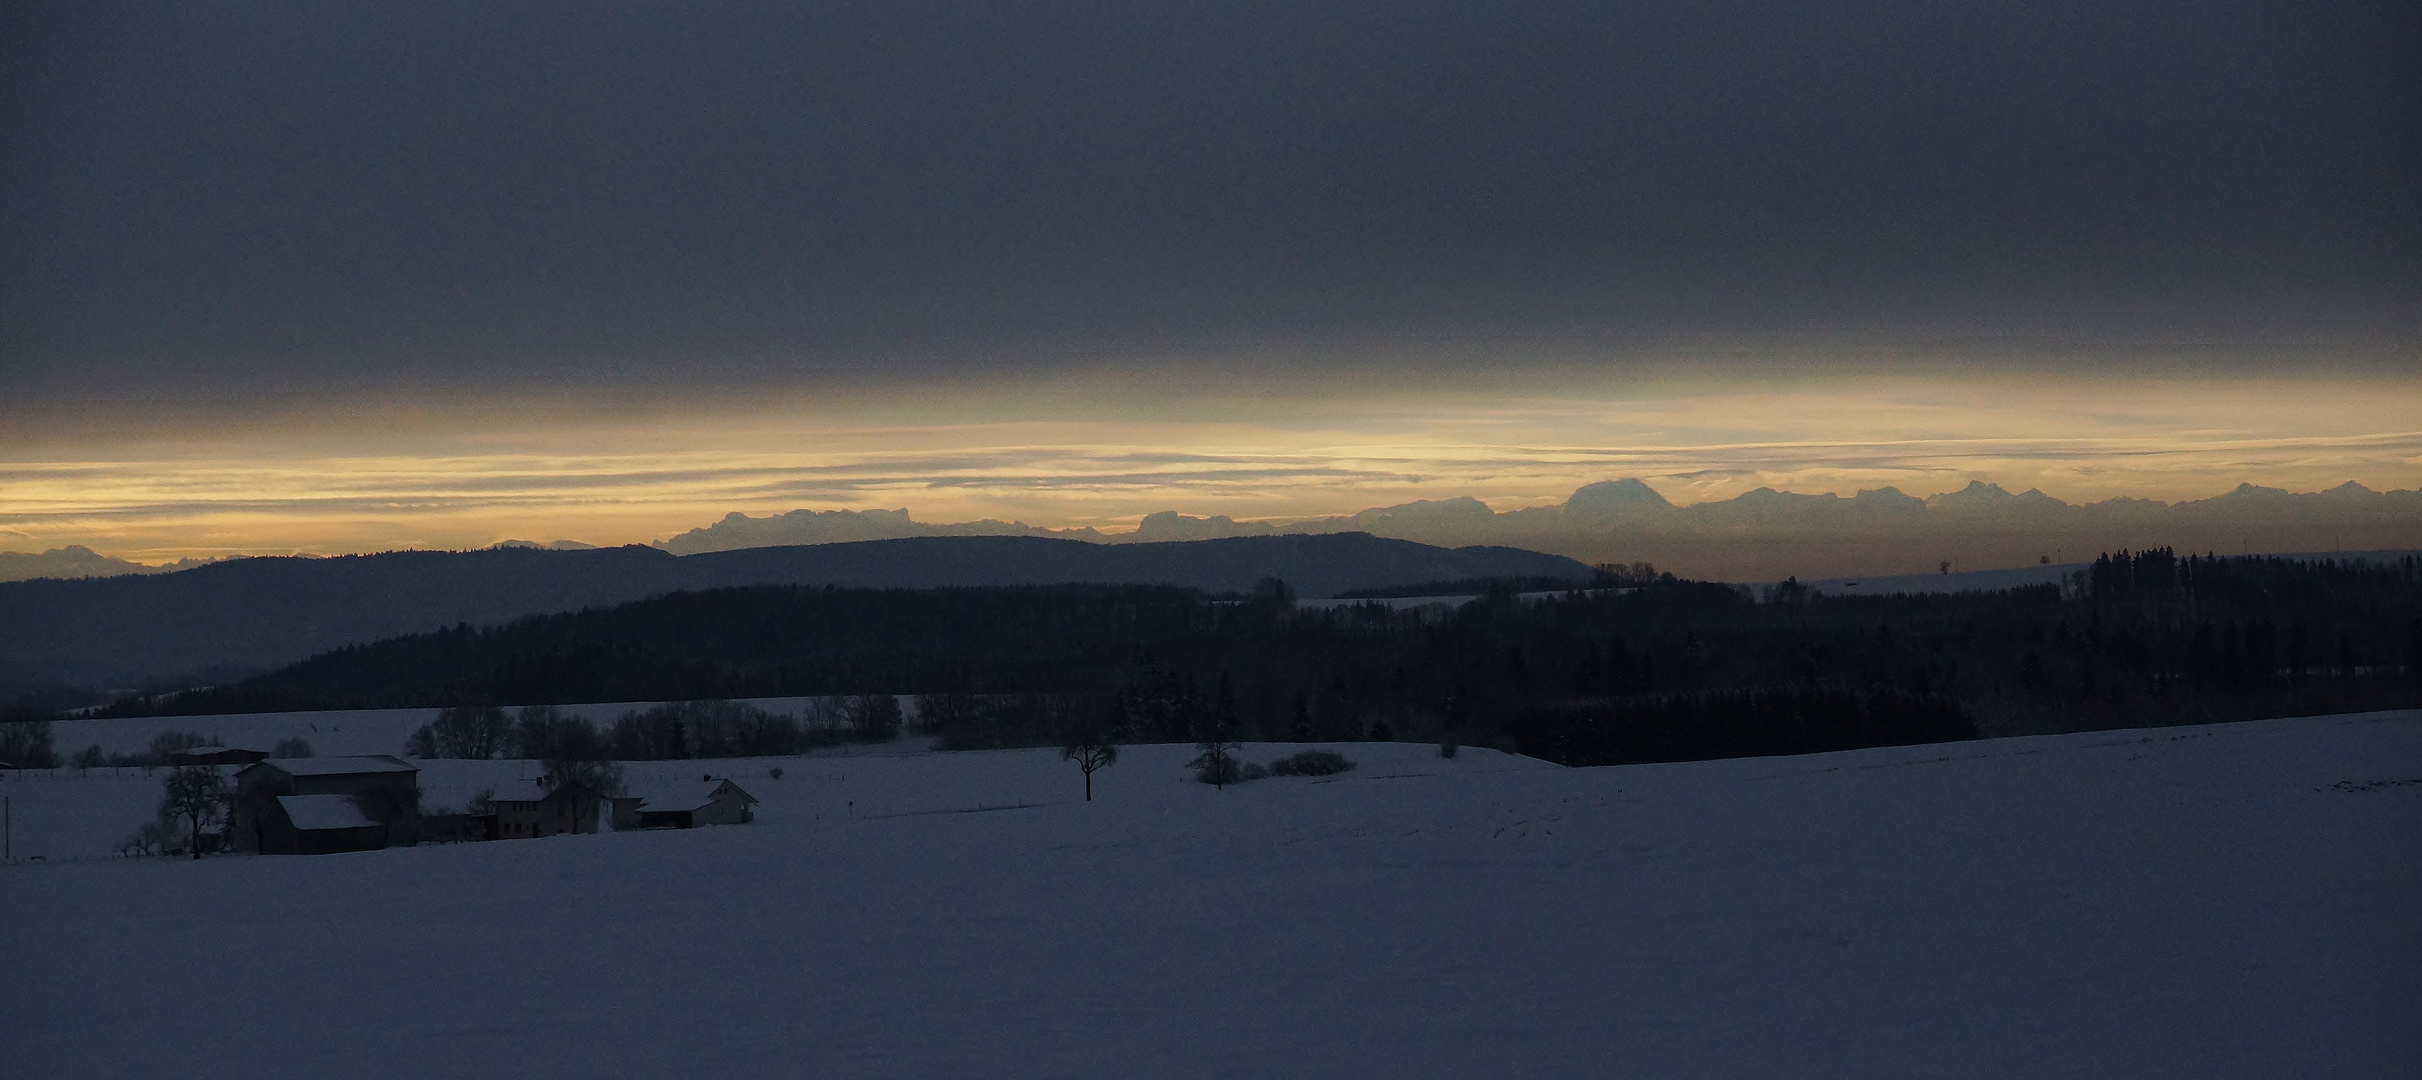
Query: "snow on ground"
4 713 2418 1079
45 696 867 759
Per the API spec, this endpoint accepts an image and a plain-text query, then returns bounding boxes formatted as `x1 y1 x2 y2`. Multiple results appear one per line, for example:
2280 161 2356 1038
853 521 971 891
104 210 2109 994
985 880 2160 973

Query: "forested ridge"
0 532 1591 695
77 551 2422 768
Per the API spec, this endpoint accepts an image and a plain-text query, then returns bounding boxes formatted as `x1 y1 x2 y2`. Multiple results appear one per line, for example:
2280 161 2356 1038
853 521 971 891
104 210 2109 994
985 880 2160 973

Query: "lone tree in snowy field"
1191 713 1244 789
1059 709 1119 801
159 764 228 860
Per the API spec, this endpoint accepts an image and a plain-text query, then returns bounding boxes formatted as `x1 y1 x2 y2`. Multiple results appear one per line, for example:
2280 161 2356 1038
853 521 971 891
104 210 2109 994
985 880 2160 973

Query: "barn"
235 755 420 799
231 756 421 853
610 777 759 830
263 794 390 855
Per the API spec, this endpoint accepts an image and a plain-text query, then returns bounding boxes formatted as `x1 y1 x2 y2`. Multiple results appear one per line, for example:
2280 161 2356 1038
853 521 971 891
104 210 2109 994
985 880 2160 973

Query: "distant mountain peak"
2220 483 2296 501
1132 511 1278 542
654 505 1096 555
1734 486 1816 502
21 475 2415 588
1347 496 1496 523
0 545 177 583
1927 480 2013 506
1563 478 1677 518
1851 487 1926 510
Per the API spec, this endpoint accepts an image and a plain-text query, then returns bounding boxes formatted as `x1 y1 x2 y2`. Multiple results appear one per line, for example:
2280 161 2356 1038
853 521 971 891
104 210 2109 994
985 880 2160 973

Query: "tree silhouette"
1058 708 1120 801
0 711 57 769
159 765 227 860
436 704 511 758
1191 708 1244 789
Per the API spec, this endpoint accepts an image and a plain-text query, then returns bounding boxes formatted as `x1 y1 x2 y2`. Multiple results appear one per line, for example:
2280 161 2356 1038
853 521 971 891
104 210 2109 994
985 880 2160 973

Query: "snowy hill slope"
3 714 2417 1079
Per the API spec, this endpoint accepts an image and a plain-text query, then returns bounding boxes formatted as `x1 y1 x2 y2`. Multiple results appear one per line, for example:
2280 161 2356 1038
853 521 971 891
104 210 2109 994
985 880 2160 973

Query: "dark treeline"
404 698 902 762
78 552 2422 768
107 585 1223 716
1 722 315 772
1334 563 1663 600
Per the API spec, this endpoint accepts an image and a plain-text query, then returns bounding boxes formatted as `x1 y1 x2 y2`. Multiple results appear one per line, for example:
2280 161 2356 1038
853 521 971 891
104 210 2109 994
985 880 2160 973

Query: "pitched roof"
492 778 553 804
277 794 379 832
616 780 707 811
620 777 758 811
248 755 419 778
493 777 597 804
168 747 269 764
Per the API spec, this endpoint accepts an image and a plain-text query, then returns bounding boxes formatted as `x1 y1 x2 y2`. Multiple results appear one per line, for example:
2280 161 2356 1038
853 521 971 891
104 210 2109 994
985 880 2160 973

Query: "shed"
260 794 389 855
611 777 759 830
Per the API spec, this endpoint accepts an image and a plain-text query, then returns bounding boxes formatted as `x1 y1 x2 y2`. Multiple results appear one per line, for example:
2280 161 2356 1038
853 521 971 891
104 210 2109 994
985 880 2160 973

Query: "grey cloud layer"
5 0 2415 414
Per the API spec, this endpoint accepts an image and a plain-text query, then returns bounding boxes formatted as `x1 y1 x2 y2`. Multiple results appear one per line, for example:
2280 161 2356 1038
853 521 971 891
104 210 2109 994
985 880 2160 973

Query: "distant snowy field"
5 713 2418 1079
45 696 847 760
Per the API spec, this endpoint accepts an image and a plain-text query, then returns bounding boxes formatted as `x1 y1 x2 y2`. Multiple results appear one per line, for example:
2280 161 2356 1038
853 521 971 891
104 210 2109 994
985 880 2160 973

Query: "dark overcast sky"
3 0 2416 411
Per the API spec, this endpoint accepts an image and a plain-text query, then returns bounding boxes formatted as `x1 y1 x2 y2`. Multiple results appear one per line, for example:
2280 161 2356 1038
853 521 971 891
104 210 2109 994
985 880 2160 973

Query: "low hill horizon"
653 478 2422 581
0 532 1592 699
10 477 2418 586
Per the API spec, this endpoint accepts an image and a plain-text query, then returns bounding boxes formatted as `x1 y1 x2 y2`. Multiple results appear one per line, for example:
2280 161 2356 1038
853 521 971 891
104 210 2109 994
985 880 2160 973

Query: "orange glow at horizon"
4 373 2418 563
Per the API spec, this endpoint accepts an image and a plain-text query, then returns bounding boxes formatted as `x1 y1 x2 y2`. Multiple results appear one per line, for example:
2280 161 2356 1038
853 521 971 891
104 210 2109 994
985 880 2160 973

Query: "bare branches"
1059 708 1120 801
158 765 228 860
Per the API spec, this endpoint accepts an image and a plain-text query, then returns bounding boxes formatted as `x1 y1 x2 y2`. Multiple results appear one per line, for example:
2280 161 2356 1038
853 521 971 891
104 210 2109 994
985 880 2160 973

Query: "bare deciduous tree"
351 782 424 846
158 765 228 860
847 695 903 742
547 757 625 798
1190 715 1243 789
409 704 517 759
442 705 513 758
1 711 59 769
1059 709 1119 801
914 686 980 736
516 705 606 759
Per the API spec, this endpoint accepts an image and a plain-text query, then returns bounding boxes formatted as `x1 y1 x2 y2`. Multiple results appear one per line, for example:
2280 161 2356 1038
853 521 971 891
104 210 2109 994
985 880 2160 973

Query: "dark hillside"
0 534 1592 695
92 551 2422 769
678 534 1590 598
113 584 1215 715
1 546 688 694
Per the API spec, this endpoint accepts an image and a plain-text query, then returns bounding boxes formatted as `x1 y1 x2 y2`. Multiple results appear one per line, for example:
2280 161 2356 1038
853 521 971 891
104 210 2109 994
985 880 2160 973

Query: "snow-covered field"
45 696 848 760
5 713 2418 1078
